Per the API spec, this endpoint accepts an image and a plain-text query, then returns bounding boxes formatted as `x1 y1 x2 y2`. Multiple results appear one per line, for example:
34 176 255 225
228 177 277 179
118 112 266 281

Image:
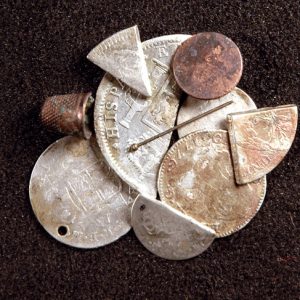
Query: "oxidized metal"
131 195 215 260
94 34 191 197
158 130 267 237
173 32 243 100
87 25 152 97
228 104 298 184
29 136 138 248
177 87 257 138
41 92 94 139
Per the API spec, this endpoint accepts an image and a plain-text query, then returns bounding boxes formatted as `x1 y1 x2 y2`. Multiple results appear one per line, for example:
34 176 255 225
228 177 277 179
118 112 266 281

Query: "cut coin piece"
173 32 243 99
29 136 137 248
94 34 191 197
177 87 257 138
87 25 152 97
228 104 298 184
158 130 267 237
131 195 215 260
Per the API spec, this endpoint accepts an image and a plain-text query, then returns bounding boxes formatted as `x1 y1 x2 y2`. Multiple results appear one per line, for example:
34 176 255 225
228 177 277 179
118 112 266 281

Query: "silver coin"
29 136 138 248
177 87 257 138
87 25 152 97
228 104 298 184
94 34 191 197
131 195 215 260
158 130 267 237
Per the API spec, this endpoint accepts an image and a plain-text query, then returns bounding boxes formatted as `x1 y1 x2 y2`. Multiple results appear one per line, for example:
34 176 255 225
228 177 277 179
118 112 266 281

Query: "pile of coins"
29 26 298 260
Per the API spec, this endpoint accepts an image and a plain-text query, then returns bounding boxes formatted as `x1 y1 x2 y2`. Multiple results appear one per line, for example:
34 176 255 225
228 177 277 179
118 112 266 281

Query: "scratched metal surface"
228 104 298 184
94 34 191 197
131 195 215 260
87 26 152 97
158 130 267 237
177 87 257 138
29 136 137 248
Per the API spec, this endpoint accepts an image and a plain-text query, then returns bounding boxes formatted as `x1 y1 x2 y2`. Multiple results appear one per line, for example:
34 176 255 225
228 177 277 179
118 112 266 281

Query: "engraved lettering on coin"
131 195 215 260
228 104 298 184
94 35 191 197
29 136 138 248
158 130 267 237
177 88 257 138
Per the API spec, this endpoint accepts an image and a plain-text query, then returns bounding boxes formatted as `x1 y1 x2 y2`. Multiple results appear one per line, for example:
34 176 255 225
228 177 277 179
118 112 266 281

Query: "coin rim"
94 34 191 198
173 32 243 100
29 136 132 248
157 129 267 238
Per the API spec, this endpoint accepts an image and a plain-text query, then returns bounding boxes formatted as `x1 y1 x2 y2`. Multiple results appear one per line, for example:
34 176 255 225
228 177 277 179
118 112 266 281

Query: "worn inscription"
29 136 137 249
158 130 267 237
95 35 191 197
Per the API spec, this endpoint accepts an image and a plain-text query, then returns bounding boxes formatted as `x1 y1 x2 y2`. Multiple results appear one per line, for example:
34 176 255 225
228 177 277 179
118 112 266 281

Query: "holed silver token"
131 195 216 260
94 34 191 198
29 136 137 248
177 87 257 138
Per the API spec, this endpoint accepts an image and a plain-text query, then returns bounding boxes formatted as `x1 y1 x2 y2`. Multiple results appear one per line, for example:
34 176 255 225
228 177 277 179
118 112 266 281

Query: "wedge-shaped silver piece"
228 104 298 184
29 136 137 248
94 34 191 197
131 195 215 260
87 25 152 97
177 87 257 138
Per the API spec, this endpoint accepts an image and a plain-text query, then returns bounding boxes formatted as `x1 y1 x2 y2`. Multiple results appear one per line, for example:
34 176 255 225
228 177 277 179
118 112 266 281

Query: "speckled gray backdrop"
1 1 299 299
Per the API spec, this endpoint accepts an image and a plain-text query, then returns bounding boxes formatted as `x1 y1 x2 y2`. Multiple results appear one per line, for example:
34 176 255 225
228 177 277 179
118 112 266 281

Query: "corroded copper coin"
158 130 266 237
173 32 243 100
228 104 298 184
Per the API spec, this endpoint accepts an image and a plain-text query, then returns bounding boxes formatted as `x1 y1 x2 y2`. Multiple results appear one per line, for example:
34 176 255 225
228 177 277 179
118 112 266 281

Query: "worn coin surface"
173 32 243 99
29 136 137 248
158 130 267 237
94 34 191 197
228 104 298 184
87 25 152 97
177 88 257 138
131 195 215 260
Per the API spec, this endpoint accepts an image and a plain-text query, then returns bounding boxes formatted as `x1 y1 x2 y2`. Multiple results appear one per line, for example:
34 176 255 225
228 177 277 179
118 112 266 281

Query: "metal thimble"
40 92 94 139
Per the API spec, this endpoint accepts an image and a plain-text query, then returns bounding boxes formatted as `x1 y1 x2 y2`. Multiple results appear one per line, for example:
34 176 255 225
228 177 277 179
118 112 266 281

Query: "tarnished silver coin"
158 130 267 237
177 87 257 138
131 195 215 260
94 34 191 197
87 25 152 97
228 104 298 184
29 136 137 248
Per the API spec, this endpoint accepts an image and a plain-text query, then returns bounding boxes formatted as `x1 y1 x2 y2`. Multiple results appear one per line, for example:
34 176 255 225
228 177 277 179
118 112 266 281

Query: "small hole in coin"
140 204 146 211
58 225 68 236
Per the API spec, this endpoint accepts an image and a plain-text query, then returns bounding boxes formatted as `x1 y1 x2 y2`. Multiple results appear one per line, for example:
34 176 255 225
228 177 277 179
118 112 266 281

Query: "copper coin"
173 32 243 100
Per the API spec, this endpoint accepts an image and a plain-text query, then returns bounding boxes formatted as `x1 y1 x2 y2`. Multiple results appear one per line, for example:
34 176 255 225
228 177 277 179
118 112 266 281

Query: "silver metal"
94 34 191 198
228 104 298 184
128 100 233 152
131 195 216 260
29 136 138 248
158 130 267 237
177 87 257 138
87 25 152 97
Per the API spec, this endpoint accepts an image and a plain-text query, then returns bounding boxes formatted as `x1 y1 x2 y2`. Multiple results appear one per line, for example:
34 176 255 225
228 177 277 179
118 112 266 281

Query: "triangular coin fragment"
228 104 298 184
87 25 152 97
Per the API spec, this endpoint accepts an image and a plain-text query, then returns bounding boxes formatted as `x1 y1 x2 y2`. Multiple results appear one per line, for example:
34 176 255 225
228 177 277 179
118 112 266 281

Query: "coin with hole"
29 136 138 248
